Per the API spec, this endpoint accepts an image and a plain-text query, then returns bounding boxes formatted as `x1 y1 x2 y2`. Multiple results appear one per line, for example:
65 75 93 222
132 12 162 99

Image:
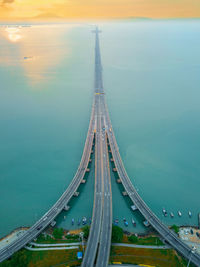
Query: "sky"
0 0 200 20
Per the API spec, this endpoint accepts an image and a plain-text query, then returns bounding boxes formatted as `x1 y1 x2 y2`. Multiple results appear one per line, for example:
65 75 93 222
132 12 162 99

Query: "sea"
0 20 200 238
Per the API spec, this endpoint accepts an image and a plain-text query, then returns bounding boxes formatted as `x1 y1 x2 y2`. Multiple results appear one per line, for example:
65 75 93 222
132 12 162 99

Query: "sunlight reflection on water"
0 24 75 85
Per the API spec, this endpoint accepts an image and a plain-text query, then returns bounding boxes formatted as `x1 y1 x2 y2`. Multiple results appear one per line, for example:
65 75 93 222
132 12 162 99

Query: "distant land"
0 16 200 22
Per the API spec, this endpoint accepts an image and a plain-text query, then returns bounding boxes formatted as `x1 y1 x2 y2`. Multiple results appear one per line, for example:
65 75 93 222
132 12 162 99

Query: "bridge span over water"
0 27 200 267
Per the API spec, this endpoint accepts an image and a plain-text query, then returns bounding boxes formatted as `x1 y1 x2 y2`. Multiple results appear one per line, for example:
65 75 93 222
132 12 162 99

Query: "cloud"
2 0 14 3
0 0 200 20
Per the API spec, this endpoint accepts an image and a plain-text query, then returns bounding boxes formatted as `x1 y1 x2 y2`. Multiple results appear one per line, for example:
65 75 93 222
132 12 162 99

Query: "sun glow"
0 25 74 84
0 0 200 20
5 27 22 42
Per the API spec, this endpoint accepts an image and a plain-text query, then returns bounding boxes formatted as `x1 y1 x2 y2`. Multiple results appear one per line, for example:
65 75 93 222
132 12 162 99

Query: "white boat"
132 218 136 226
162 208 167 216
178 211 182 217
188 211 192 217
170 212 174 218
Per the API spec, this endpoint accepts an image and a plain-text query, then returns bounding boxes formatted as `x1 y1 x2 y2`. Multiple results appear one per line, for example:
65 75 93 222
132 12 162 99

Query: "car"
37 226 42 231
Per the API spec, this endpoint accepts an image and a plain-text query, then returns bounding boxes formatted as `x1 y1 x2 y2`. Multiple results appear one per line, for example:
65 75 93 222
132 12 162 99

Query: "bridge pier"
131 205 138 211
50 221 56 227
74 192 80 197
122 191 128 196
143 220 150 227
110 158 114 162
86 168 90 172
113 168 117 172
117 179 122 183
81 179 86 184
64 205 70 211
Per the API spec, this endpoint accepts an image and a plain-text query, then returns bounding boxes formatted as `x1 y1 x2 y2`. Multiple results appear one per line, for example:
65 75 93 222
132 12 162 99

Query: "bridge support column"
74 192 80 197
64 205 70 211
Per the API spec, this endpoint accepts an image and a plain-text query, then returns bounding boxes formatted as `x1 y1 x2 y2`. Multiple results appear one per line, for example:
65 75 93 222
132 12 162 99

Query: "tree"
111 225 123 243
171 224 179 234
82 225 90 240
1 250 29 267
53 228 64 239
128 234 138 243
11 250 28 267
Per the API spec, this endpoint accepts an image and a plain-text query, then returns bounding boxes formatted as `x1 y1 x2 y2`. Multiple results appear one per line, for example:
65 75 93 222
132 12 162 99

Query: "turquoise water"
0 21 200 237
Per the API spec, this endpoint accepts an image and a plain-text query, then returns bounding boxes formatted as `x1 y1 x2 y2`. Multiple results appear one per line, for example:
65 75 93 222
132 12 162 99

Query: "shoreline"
0 223 198 245
0 226 29 242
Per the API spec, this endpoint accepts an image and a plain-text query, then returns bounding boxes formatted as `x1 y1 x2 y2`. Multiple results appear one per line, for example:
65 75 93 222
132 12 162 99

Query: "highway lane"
81 27 112 267
81 94 104 267
0 99 96 263
103 100 200 266
95 110 112 267
94 27 112 267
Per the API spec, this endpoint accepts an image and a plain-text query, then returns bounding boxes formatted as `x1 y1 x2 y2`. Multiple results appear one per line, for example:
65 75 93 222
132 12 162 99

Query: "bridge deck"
81 95 104 267
95 102 113 267
81 27 113 267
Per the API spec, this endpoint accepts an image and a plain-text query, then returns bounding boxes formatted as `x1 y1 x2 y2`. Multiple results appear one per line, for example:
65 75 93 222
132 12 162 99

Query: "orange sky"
0 0 200 20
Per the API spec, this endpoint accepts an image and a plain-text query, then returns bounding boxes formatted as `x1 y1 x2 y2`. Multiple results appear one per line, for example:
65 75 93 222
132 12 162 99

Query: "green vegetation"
82 225 90 240
0 249 81 267
128 235 164 246
128 234 138 243
0 241 192 267
171 224 180 234
52 228 64 239
111 225 123 243
110 246 188 267
0 250 28 267
65 234 79 240
36 234 54 244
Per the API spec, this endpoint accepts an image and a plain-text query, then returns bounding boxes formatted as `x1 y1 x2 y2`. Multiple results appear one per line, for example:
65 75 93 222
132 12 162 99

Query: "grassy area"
0 249 81 267
110 246 188 267
34 233 80 244
128 235 164 246
0 244 192 267
0 230 195 267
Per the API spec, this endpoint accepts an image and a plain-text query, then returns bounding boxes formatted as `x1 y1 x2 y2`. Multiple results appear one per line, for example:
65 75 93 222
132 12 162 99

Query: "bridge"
0 27 200 267
81 27 113 267
81 27 200 266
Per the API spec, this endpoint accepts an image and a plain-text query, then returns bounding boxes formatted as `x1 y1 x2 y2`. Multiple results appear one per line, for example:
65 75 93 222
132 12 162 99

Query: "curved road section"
0 98 96 263
104 99 200 266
